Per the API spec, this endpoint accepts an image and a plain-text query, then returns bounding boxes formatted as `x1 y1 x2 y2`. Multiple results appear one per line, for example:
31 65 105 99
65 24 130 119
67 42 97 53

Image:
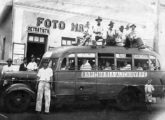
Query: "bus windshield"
39 58 58 70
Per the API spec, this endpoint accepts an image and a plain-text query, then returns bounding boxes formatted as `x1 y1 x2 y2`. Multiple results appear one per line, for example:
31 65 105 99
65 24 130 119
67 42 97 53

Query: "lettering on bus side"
81 72 147 78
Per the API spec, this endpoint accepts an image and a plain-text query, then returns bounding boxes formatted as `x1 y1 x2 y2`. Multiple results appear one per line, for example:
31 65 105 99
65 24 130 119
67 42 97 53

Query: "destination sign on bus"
81 72 147 78
134 55 148 59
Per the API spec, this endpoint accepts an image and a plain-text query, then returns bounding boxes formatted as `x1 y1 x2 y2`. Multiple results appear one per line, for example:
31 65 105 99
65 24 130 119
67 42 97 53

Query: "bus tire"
117 89 138 110
5 91 31 113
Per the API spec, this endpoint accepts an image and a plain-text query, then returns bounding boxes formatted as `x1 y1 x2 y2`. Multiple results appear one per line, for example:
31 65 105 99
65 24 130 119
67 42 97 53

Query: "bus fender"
5 83 35 99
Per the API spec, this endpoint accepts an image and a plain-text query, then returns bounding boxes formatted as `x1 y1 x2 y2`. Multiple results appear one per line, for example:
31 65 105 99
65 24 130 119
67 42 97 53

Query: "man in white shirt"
115 25 126 46
1 58 14 75
92 16 106 46
36 61 53 114
27 57 38 71
128 24 144 48
80 59 92 70
145 79 155 103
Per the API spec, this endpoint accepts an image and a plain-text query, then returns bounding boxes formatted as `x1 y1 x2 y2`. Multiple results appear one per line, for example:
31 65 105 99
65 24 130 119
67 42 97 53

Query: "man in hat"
115 25 126 46
27 55 38 71
106 21 116 46
124 24 131 48
127 24 144 48
19 57 28 71
1 58 14 75
36 60 53 114
92 16 106 46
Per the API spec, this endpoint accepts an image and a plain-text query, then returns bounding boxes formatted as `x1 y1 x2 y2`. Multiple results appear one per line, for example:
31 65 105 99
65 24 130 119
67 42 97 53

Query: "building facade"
0 1 155 66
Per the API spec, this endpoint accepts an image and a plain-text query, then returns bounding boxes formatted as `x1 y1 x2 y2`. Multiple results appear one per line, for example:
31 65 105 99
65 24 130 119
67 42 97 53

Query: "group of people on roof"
79 16 145 49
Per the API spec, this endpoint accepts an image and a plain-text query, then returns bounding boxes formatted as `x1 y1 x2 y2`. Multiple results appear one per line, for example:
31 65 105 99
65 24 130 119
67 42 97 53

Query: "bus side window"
149 55 156 71
156 59 161 70
98 53 114 70
116 54 132 70
68 58 75 70
134 55 149 71
61 58 67 70
77 53 95 70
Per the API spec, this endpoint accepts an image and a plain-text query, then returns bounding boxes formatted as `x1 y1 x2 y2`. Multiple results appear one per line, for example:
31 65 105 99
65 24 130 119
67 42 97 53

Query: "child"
145 79 155 111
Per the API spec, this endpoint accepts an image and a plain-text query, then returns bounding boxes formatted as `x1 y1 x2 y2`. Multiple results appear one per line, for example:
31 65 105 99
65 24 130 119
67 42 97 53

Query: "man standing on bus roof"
36 61 53 114
80 21 92 46
106 21 116 46
92 16 106 46
128 24 145 48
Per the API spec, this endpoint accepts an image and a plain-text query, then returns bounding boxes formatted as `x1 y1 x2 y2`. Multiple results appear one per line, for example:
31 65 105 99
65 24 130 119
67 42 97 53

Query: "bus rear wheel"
5 91 31 113
117 90 138 110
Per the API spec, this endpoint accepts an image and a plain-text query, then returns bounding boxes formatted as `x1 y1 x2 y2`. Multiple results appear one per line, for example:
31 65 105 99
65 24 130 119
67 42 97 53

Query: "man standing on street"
27 56 38 71
19 57 28 71
35 61 53 114
1 58 14 74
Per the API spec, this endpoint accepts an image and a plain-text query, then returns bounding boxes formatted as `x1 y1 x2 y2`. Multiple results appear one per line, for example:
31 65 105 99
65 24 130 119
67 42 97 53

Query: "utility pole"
154 0 160 53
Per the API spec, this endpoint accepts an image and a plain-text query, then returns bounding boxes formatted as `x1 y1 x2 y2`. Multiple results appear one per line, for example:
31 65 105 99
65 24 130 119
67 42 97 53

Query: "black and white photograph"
0 0 165 120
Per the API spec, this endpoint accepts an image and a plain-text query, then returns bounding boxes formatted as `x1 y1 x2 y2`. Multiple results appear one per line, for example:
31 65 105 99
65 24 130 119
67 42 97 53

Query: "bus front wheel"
5 91 31 113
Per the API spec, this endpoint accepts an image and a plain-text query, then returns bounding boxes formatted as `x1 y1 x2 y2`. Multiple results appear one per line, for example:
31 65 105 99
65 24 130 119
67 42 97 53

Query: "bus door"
149 55 164 97
55 55 76 103
76 53 97 101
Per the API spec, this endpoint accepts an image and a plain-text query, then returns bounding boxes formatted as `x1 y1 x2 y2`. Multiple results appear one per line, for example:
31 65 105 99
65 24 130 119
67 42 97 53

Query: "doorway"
26 33 47 63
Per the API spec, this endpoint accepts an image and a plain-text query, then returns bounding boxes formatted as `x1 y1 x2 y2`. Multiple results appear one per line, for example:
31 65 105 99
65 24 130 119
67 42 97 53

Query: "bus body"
42 46 165 109
1 46 165 112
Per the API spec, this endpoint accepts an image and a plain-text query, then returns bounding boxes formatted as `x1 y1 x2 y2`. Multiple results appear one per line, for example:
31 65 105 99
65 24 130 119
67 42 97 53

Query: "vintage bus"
1 45 165 112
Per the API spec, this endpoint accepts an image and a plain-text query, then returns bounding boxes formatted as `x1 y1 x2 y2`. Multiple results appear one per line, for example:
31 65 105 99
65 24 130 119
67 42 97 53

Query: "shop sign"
27 26 50 34
36 17 84 32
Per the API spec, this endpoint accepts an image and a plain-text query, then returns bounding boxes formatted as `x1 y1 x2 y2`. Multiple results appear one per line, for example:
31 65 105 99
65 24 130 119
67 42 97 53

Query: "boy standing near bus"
145 79 155 111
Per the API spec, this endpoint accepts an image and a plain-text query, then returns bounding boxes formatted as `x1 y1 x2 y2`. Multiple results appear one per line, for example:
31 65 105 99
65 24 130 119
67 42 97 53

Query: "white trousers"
35 81 51 113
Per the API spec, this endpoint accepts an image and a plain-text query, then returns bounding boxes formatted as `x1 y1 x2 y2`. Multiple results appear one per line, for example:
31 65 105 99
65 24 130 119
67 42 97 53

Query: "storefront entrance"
26 33 47 63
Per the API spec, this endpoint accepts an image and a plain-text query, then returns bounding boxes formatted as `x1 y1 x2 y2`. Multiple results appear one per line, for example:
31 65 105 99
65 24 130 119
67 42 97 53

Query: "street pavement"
1 100 165 120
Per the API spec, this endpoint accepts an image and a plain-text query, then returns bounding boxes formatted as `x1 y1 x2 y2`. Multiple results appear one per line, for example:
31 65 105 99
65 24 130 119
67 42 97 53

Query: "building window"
61 37 76 46
28 34 46 43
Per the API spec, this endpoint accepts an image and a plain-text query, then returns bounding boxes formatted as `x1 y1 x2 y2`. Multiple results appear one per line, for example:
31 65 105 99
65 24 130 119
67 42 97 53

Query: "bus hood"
2 71 37 80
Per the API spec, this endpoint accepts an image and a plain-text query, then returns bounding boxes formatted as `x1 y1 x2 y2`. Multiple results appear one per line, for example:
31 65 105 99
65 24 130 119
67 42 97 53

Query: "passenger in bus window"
111 64 115 70
61 58 67 70
120 61 131 70
143 63 149 70
149 60 156 71
80 59 92 70
136 63 143 70
68 59 75 70
104 61 112 70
